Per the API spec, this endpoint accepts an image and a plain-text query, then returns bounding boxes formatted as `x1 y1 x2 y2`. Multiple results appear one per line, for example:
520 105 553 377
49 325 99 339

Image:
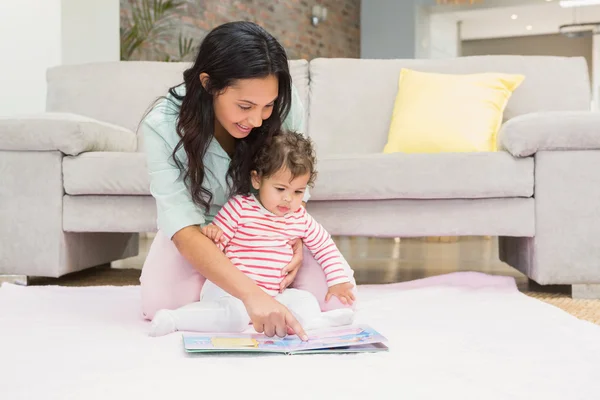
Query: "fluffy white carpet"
1 272 600 400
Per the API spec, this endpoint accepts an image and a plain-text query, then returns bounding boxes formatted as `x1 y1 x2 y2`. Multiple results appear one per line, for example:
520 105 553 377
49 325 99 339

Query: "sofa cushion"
46 60 309 151
383 69 524 154
499 111 600 157
64 150 533 201
307 198 534 237
63 195 157 233
0 113 137 155
307 56 590 157
63 152 149 195
309 151 533 201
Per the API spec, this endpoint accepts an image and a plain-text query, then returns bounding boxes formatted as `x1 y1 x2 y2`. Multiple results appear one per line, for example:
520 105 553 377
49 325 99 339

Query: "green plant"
120 0 196 62
163 33 196 62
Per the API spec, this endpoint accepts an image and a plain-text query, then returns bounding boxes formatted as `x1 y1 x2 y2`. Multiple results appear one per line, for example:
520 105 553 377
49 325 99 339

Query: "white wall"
414 10 460 59
429 14 460 59
361 0 419 59
361 0 460 60
592 34 600 111
61 0 120 65
0 0 62 116
415 5 431 59
0 0 120 116
450 3 600 41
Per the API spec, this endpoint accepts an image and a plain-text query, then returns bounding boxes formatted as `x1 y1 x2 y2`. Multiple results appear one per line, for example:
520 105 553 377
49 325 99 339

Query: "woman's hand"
279 238 303 293
243 290 308 341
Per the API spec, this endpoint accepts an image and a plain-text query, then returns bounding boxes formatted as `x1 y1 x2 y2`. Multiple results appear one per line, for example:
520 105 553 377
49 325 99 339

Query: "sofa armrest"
498 111 600 157
0 112 137 155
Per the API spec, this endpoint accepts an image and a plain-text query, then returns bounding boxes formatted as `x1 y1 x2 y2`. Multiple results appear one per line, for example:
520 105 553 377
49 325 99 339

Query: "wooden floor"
29 235 558 293
22 235 600 327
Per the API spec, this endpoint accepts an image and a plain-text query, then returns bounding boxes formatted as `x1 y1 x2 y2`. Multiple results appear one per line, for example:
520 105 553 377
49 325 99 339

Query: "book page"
182 325 387 353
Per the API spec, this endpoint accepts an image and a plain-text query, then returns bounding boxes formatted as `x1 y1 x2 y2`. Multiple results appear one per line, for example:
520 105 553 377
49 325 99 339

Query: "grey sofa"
1 55 599 298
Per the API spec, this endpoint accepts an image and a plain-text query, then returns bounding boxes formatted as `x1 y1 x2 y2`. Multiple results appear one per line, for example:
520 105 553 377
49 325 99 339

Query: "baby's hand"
201 224 225 244
326 282 355 306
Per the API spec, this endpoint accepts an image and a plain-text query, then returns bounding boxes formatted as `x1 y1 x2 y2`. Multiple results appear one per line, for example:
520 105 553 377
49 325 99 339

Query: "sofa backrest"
45 60 310 148
307 55 591 156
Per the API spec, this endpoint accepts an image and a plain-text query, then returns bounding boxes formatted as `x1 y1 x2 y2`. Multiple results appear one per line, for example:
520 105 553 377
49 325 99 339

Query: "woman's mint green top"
141 84 308 239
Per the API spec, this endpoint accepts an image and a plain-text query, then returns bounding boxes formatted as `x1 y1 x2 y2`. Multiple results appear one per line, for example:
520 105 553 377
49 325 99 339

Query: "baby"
149 131 355 337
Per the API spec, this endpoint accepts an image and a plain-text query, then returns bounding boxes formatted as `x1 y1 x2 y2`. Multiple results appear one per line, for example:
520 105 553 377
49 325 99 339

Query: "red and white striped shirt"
211 194 350 296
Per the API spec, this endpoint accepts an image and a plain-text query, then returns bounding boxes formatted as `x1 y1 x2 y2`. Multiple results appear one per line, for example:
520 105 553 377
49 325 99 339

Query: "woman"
139 21 356 339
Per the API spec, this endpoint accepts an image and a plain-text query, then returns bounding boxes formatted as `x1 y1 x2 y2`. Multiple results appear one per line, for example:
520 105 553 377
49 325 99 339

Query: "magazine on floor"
182 324 388 355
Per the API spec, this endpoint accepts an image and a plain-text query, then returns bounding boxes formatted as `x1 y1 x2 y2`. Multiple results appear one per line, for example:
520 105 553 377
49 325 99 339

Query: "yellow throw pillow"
382 68 524 154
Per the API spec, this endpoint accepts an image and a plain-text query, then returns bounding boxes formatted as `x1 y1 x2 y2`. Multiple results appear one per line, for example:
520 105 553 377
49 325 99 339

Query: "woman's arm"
172 226 261 304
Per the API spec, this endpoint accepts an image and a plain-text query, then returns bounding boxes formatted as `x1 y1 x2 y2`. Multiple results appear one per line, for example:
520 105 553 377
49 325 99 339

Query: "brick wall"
120 0 360 62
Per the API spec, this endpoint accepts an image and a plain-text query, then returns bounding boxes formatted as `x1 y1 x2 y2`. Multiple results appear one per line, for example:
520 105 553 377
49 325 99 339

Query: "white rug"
1 272 600 400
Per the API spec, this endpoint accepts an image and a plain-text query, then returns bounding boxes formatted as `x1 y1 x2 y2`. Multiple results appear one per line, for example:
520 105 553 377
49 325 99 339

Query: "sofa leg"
572 284 600 299
0 275 28 286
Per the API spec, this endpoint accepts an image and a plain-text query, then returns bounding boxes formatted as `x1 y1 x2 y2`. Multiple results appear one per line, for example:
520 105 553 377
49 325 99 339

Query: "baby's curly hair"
252 130 317 187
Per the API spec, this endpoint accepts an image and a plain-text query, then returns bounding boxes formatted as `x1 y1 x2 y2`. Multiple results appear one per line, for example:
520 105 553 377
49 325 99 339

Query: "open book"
182 324 388 355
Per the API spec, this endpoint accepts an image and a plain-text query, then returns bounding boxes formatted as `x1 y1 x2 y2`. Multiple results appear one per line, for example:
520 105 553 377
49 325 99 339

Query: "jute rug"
526 292 600 325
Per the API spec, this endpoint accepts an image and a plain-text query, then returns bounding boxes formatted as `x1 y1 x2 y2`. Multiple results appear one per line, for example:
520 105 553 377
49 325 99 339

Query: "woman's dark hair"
166 21 292 212
253 130 317 188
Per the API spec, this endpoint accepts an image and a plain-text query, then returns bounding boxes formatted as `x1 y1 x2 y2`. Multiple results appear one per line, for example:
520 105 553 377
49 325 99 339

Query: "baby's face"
253 168 309 217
